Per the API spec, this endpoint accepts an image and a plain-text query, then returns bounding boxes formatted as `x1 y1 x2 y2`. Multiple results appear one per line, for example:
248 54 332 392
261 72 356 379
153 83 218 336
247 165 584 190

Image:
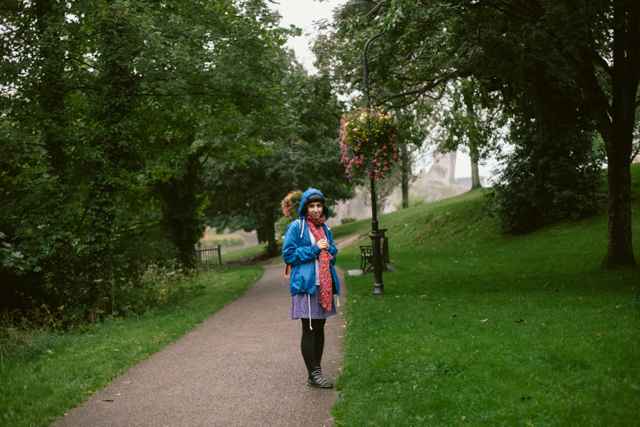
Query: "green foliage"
0 0 295 320
204 140 353 257
329 164 640 426
276 216 295 239
317 0 640 267
437 78 505 163
203 68 355 257
341 217 357 224
486 69 605 233
281 190 303 220
487 136 605 234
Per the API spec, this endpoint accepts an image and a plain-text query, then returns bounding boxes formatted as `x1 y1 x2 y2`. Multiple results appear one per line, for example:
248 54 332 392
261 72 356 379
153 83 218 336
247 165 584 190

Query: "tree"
486 70 604 233
437 79 505 189
0 0 294 317
204 140 354 257
203 70 354 257
315 0 639 268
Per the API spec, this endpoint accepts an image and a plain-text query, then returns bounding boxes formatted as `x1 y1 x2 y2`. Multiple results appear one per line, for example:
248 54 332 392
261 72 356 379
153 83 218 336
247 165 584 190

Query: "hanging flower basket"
281 190 303 220
339 107 400 184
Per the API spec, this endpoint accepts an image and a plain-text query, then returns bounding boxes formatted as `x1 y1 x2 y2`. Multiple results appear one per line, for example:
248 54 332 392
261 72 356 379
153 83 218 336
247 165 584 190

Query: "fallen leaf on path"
481 319 488 323
462 416 466 422
102 399 114 402
122 381 133 384
413 384 418 390
451 310 458 318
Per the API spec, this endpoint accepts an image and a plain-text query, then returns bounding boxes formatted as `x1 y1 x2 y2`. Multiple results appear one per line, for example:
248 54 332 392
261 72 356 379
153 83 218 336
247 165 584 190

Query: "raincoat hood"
298 188 330 218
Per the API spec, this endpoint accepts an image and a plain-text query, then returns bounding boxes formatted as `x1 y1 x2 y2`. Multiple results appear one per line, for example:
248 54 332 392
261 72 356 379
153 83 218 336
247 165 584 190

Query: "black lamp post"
346 0 386 295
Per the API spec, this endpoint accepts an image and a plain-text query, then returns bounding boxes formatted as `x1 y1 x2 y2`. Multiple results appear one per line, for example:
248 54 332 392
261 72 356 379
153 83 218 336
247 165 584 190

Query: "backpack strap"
284 218 305 239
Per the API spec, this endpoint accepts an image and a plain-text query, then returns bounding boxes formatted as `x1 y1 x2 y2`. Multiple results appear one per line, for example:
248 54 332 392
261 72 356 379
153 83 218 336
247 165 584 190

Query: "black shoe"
307 368 333 388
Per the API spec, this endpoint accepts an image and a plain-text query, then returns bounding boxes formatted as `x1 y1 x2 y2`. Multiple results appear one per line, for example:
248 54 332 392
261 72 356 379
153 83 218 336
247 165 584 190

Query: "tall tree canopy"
0 0 294 318
315 0 639 268
203 68 354 257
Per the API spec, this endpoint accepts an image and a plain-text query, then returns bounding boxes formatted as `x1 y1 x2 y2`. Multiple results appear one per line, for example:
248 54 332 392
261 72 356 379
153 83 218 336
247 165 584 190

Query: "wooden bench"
359 231 390 273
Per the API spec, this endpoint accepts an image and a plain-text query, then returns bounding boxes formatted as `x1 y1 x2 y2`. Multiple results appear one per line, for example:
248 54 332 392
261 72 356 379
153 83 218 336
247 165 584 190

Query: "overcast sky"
270 0 495 180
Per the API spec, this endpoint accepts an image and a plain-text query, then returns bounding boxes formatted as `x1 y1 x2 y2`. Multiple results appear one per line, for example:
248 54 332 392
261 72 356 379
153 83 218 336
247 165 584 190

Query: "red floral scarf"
306 216 333 311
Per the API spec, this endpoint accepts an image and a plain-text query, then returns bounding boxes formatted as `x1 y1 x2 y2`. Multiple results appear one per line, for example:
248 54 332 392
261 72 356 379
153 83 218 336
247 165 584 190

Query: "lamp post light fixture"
346 0 387 295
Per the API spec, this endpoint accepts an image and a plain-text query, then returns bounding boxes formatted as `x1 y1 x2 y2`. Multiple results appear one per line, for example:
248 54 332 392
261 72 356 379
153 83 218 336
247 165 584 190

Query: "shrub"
341 217 357 224
281 190 303 220
486 126 604 234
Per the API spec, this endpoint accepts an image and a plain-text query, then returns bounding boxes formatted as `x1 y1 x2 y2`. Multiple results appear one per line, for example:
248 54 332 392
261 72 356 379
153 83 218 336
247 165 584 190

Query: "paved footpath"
57 264 346 427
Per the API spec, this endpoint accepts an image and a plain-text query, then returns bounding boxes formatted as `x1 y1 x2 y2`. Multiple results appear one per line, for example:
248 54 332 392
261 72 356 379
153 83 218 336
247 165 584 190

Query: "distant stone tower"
423 151 457 187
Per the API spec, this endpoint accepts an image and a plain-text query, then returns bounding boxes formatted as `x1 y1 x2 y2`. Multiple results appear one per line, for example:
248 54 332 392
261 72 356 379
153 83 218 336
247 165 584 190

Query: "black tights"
300 318 326 378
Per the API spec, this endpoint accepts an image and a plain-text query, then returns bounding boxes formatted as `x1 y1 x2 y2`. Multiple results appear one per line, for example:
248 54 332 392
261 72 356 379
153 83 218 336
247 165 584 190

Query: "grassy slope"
0 267 263 427
332 164 640 426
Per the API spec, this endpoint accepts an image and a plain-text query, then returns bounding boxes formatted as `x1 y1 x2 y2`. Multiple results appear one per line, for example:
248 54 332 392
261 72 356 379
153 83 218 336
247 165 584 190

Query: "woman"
282 188 340 388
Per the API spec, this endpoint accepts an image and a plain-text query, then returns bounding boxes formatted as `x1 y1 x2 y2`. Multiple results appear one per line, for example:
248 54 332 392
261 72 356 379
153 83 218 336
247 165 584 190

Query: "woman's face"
307 201 323 219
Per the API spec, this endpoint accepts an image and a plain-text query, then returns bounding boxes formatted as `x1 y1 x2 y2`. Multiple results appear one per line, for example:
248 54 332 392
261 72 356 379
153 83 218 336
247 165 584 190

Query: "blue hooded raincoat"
282 189 340 297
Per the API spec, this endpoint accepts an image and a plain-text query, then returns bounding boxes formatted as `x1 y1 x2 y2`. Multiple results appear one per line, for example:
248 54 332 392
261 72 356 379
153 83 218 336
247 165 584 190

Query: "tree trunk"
470 147 482 189
600 73 638 268
599 0 639 269
34 0 67 175
257 228 267 244
265 212 278 258
86 4 140 300
602 146 637 269
401 141 410 208
466 98 482 189
156 151 203 271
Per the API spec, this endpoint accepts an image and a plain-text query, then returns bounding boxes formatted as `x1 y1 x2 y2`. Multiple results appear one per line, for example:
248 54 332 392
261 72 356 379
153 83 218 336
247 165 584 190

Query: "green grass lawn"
331 165 640 426
220 241 285 265
0 266 262 427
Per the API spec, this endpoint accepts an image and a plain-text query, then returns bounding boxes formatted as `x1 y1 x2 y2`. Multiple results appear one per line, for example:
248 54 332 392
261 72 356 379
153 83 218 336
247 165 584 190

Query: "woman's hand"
317 239 330 251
